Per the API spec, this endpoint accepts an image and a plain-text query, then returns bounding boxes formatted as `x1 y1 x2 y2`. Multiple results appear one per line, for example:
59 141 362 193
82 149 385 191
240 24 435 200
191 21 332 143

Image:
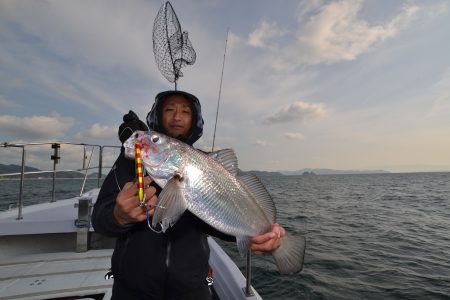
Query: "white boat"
0 142 262 300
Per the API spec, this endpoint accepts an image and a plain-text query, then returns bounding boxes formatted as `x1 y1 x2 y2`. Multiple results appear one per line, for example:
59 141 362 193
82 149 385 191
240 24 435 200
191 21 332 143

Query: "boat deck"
0 249 113 300
0 188 262 300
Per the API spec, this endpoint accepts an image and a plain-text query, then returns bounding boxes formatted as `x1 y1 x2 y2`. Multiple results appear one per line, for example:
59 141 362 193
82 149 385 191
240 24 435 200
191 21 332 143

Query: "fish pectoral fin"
151 176 187 231
236 236 251 257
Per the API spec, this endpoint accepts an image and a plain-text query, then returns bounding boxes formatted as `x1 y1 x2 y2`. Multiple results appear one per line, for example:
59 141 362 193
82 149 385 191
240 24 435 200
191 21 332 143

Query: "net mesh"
153 2 196 86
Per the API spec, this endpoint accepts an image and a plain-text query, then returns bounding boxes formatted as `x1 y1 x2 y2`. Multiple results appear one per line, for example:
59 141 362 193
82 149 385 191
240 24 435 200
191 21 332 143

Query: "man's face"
161 95 193 139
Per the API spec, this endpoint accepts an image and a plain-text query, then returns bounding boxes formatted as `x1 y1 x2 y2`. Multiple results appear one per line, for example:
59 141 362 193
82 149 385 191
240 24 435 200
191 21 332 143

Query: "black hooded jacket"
92 91 234 299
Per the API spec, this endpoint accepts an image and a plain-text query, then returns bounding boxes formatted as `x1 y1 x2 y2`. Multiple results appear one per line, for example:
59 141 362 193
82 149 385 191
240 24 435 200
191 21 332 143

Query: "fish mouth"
124 145 136 159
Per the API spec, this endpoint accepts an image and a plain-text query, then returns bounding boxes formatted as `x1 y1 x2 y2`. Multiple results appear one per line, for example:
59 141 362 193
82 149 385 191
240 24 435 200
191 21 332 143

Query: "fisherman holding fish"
92 90 299 300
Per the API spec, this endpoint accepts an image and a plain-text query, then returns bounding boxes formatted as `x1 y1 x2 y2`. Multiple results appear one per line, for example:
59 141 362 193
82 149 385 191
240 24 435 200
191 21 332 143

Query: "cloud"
0 1 157 114
227 32 245 52
75 123 116 140
248 21 286 48
0 95 20 109
264 101 327 124
428 69 450 117
0 1 159 77
289 0 420 64
1 78 25 89
284 132 305 140
253 140 269 147
0 113 74 140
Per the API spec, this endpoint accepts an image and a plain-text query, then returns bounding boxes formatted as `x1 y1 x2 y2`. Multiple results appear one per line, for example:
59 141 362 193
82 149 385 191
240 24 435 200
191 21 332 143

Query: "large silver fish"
124 130 306 274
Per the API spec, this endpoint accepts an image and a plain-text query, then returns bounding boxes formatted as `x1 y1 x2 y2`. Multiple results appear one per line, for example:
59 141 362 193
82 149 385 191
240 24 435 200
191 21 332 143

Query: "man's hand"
250 224 286 255
113 176 158 225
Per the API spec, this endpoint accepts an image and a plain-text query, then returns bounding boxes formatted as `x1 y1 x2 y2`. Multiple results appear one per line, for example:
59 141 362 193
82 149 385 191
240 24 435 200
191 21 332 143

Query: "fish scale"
184 147 268 236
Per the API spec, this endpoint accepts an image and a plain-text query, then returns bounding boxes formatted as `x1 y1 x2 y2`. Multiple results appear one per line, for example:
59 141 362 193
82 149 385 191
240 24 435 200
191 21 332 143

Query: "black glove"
118 110 148 144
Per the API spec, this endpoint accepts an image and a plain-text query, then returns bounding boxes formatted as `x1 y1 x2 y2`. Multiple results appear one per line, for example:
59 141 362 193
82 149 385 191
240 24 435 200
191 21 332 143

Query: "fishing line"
80 146 95 196
212 28 229 152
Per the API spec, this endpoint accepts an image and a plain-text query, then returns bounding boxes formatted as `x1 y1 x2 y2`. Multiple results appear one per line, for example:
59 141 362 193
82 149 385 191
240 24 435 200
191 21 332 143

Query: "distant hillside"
281 168 390 175
238 169 284 177
1 164 388 179
0 164 41 174
238 168 389 176
0 164 98 179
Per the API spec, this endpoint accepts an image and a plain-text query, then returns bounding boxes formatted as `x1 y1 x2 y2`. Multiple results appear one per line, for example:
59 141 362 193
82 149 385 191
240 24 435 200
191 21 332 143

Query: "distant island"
239 170 284 177
281 168 390 175
1 164 390 179
302 171 317 176
240 168 389 176
0 164 102 179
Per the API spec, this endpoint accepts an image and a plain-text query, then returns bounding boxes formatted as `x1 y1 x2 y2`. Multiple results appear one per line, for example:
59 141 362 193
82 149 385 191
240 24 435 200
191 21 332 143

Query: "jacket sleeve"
92 150 135 237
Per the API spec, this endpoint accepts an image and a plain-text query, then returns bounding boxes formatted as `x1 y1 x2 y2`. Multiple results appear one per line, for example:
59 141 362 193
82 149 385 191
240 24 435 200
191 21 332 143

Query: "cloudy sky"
1 0 449 173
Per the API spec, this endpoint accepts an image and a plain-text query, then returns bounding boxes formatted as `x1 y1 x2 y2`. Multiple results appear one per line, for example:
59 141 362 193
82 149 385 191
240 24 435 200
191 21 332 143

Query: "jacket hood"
146 90 204 145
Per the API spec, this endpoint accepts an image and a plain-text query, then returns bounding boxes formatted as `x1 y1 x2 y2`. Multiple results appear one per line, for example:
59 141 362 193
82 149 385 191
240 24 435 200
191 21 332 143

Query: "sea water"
1 173 449 299
0 178 102 211
218 173 450 299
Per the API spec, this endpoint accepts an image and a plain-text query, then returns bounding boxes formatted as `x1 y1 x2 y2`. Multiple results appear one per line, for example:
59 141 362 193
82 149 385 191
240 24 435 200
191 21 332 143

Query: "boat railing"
1 141 121 220
1 141 259 296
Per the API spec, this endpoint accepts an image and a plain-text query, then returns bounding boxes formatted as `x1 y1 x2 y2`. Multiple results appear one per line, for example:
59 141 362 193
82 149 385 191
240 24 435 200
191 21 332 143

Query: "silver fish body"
124 130 305 274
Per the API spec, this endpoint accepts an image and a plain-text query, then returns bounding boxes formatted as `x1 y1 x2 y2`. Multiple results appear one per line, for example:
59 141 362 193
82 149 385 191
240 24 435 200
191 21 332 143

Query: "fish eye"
151 135 160 143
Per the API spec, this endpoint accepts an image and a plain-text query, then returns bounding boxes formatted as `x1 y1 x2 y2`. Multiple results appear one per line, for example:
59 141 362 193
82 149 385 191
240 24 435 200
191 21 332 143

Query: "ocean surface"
1 173 450 299
217 173 450 300
0 178 102 211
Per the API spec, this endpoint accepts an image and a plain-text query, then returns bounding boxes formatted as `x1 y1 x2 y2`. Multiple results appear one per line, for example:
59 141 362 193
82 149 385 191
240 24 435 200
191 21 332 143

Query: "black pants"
111 280 213 300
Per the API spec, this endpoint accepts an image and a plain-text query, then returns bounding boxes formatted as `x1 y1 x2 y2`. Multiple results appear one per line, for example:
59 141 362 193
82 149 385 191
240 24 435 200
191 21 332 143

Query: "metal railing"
1 142 120 220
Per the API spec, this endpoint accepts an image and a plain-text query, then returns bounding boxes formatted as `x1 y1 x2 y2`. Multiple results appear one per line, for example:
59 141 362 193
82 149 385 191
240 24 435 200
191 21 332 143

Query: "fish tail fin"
272 234 306 274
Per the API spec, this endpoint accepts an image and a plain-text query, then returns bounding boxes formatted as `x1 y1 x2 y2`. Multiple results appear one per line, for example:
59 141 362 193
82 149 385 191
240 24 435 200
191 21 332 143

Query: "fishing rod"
210 28 255 296
211 28 229 152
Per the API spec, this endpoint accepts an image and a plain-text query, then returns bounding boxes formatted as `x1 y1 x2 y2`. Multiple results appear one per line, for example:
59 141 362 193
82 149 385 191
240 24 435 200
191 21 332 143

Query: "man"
92 90 285 300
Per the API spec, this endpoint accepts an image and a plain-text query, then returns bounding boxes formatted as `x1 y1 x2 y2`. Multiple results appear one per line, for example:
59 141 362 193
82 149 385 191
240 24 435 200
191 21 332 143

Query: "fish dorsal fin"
208 149 238 176
152 176 187 232
238 174 277 223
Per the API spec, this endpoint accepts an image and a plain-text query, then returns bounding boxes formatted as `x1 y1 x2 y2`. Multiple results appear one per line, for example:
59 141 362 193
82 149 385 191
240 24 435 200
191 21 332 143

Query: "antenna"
212 28 229 152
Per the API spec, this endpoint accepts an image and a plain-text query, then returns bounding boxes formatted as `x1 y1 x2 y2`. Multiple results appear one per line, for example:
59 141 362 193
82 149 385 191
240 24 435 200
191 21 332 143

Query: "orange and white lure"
135 142 145 206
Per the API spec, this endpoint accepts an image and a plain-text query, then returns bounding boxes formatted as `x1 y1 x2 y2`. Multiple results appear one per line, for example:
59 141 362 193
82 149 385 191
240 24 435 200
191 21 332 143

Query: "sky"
1 0 450 173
